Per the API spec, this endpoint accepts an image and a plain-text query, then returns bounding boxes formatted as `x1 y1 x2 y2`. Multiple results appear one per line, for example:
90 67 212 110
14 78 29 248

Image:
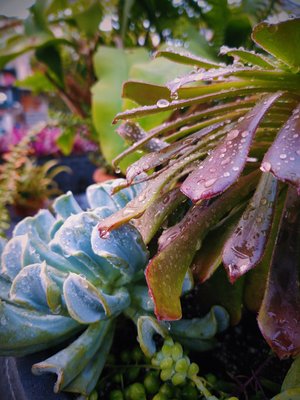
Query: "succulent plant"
0 178 229 397
96 18 300 361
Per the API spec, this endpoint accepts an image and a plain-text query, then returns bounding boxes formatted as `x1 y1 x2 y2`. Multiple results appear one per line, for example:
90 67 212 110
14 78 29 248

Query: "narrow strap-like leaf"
219 45 277 69
261 103 300 194
146 172 259 320
258 186 300 359
223 172 278 282
155 49 224 69
180 92 282 202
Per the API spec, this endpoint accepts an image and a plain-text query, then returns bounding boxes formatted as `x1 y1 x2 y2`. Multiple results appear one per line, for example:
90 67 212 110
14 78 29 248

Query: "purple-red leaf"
261 104 300 194
146 171 259 320
126 122 225 183
180 92 282 202
258 186 300 359
223 172 278 282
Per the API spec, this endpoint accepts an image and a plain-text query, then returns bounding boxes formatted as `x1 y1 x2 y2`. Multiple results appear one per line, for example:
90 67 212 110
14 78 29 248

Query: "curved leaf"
146 172 259 320
219 45 277 69
137 316 168 357
52 192 83 220
258 186 300 359
155 49 223 69
32 320 111 392
261 104 300 194
180 92 282 202
0 300 79 356
282 356 300 391
252 19 300 72
223 172 278 282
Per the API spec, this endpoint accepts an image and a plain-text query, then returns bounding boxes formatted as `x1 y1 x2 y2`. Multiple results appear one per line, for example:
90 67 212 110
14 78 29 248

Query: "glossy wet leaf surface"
261 104 300 194
180 92 282 202
223 172 278 282
146 172 259 320
258 186 300 359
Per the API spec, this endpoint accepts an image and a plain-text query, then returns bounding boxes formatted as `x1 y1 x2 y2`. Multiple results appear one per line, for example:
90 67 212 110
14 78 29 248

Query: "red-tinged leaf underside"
261 104 300 194
180 92 283 202
146 171 260 320
223 172 278 283
258 186 300 359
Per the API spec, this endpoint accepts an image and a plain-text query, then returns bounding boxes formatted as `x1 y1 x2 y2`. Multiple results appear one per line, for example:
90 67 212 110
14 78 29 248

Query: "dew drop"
157 99 170 108
241 130 249 138
279 154 287 160
227 129 239 140
204 178 217 188
223 172 230 177
260 161 272 172
296 150 300 156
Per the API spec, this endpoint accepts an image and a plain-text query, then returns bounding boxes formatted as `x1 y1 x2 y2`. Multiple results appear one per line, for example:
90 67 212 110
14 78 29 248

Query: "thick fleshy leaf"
0 276 11 302
137 316 168 357
1 235 27 281
155 49 223 69
258 186 300 359
10 262 63 313
252 19 300 72
191 206 244 283
50 211 117 284
91 223 148 282
244 191 285 312
261 104 300 194
64 327 114 395
180 92 282 202
169 306 229 340
13 209 56 243
63 273 130 323
134 188 186 244
52 192 83 220
223 172 278 282
219 45 277 69
146 171 259 320
125 121 225 184
32 320 111 392
282 356 300 391
0 300 79 356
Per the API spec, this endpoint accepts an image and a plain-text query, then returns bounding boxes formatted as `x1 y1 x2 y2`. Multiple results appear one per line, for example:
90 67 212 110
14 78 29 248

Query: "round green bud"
164 337 174 346
160 356 173 370
144 372 160 394
171 372 186 386
227 398 239 400
159 382 174 397
171 343 183 361
187 363 199 378
127 383 146 400
162 344 173 357
160 368 174 381
112 372 123 384
109 389 124 400
175 358 189 373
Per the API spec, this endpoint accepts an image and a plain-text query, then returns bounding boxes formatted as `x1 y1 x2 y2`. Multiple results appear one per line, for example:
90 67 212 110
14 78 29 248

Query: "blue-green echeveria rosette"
0 178 229 397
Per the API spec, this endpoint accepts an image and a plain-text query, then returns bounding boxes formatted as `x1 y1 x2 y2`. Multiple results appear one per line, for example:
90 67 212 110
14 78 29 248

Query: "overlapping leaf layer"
98 18 300 360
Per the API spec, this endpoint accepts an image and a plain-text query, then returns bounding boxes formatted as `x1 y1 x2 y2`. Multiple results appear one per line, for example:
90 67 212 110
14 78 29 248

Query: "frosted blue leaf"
1 235 28 281
63 273 130 323
137 316 168 357
52 192 83 220
13 209 56 243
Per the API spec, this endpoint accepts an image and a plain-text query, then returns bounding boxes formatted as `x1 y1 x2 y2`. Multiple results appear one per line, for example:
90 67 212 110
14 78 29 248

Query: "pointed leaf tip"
181 92 283 202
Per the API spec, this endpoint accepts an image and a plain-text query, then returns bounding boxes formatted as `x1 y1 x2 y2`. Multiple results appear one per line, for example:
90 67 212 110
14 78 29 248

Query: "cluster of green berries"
151 337 199 388
94 338 239 400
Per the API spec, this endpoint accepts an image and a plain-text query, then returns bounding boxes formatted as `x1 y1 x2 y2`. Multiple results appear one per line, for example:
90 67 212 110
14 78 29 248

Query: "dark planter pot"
0 353 73 400
38 154 97 194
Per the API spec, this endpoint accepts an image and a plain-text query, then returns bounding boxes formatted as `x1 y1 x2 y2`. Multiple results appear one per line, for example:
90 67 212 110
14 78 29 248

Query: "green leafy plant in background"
96 17 300 397
0 177 229 398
